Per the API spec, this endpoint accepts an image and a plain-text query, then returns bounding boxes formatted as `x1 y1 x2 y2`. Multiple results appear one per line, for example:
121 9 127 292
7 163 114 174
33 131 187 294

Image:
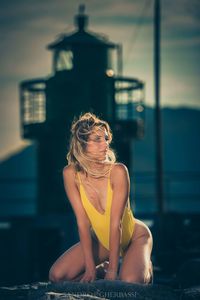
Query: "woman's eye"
90 134 109 142
94 136 101 142
105 135 109 141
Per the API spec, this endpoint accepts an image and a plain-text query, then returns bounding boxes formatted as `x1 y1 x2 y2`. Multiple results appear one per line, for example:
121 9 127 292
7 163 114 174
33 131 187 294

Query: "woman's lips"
100 150 107 154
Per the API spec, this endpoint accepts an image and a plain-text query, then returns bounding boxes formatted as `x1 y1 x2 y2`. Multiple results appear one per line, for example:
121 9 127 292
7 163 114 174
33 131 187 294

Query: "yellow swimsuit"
77 171 135 256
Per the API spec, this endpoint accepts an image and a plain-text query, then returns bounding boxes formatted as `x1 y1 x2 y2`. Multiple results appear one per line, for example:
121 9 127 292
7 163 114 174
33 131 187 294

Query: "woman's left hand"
80 266 96 283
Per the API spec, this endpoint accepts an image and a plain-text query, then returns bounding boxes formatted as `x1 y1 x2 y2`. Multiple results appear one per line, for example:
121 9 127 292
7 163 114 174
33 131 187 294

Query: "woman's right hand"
80 266 96 283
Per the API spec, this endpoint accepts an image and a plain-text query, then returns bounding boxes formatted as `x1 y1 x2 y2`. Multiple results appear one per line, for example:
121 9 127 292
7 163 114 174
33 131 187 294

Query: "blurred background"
0 0 200 288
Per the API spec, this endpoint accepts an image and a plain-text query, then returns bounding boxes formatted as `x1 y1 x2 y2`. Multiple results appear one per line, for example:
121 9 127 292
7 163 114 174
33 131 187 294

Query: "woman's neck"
84 161 112 179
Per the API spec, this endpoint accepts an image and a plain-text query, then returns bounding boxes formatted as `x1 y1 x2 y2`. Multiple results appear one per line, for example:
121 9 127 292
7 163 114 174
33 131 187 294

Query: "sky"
0 0 200 160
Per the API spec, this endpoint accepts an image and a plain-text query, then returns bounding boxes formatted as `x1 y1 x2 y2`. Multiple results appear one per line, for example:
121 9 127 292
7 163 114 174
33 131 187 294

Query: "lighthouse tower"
19 5 145 214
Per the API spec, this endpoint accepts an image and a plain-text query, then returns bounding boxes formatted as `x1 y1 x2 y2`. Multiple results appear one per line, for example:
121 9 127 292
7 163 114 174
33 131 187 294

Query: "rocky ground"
0 280 200 300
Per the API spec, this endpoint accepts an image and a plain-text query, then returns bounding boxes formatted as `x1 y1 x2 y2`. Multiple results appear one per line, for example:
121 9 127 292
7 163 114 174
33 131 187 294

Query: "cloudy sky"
0 0 200 159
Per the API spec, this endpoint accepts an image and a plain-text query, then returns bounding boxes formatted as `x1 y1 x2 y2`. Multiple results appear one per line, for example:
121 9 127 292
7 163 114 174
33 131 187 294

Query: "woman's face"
86 126 109 161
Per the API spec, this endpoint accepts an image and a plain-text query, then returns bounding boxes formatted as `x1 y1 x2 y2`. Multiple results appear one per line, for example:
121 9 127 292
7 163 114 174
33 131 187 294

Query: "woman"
49 112 153 284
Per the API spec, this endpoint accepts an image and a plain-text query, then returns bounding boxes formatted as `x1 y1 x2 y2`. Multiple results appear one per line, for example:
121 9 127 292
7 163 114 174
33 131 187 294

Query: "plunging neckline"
78 173 111 216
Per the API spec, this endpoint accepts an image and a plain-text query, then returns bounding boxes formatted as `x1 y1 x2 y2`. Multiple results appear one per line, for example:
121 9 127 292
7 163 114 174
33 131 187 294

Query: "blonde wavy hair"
67 112 116 177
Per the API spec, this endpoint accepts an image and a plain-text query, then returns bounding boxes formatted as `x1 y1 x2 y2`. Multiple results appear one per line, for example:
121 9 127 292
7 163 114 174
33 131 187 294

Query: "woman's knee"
49 265 72 282
49 266 62 282
120 264 153 284
119 273 147 284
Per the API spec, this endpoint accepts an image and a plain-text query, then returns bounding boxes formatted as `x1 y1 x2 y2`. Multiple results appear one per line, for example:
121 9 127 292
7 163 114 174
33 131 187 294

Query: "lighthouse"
19 5 145 214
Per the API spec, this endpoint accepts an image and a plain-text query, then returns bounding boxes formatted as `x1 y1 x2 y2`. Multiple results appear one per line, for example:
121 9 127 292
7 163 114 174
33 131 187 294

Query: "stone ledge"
0 280 199 300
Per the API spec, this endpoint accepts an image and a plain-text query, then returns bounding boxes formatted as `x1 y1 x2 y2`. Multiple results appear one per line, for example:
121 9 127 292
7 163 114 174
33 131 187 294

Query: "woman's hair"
67 112 116 177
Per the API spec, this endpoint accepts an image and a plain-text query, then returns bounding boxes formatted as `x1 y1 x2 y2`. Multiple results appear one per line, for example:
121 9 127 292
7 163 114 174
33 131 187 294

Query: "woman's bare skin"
49 118 153 284
49 160 153 283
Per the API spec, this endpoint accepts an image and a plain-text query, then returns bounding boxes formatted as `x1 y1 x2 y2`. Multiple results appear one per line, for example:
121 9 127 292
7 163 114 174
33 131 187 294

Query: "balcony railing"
114 76 145 121
20 79 46 125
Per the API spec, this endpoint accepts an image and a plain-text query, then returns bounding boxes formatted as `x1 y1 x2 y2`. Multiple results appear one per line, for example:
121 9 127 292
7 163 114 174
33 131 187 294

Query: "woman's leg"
49 234 109 282
119 219 153 284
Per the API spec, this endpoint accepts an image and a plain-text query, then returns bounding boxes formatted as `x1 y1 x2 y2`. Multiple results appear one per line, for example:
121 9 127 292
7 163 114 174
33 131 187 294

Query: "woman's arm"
106 163 130 280
63 165 96 282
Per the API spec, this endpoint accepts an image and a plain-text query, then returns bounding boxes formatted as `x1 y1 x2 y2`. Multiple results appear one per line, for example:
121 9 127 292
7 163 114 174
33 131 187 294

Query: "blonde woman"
49 112 153 284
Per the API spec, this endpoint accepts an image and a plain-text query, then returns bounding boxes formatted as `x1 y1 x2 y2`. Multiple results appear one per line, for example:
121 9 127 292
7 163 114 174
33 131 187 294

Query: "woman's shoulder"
112 162 128 172
63 165 80 189
111 163 129 180
63 164 76 178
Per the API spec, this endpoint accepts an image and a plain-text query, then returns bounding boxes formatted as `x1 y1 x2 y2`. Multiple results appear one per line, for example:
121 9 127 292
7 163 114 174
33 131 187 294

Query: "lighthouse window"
56 50 73 71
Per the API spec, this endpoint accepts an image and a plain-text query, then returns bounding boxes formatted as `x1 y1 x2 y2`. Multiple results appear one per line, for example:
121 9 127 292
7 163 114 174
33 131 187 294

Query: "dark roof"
47 30 116 50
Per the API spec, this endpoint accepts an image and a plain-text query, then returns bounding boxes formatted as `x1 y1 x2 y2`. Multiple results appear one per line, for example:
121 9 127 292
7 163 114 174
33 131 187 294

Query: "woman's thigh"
119 219 153 284
49 234 109 281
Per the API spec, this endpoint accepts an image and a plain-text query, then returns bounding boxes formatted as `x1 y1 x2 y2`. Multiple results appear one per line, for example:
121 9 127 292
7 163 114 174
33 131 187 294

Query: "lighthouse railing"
20 79 46 126
114 76 145 121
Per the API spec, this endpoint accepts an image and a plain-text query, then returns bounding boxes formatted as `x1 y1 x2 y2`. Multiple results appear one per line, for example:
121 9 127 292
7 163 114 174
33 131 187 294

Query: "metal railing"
114 76 145 121
20 79 46 125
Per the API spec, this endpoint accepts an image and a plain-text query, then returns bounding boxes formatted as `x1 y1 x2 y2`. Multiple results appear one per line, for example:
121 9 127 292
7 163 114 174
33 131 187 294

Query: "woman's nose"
101 139 108 149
